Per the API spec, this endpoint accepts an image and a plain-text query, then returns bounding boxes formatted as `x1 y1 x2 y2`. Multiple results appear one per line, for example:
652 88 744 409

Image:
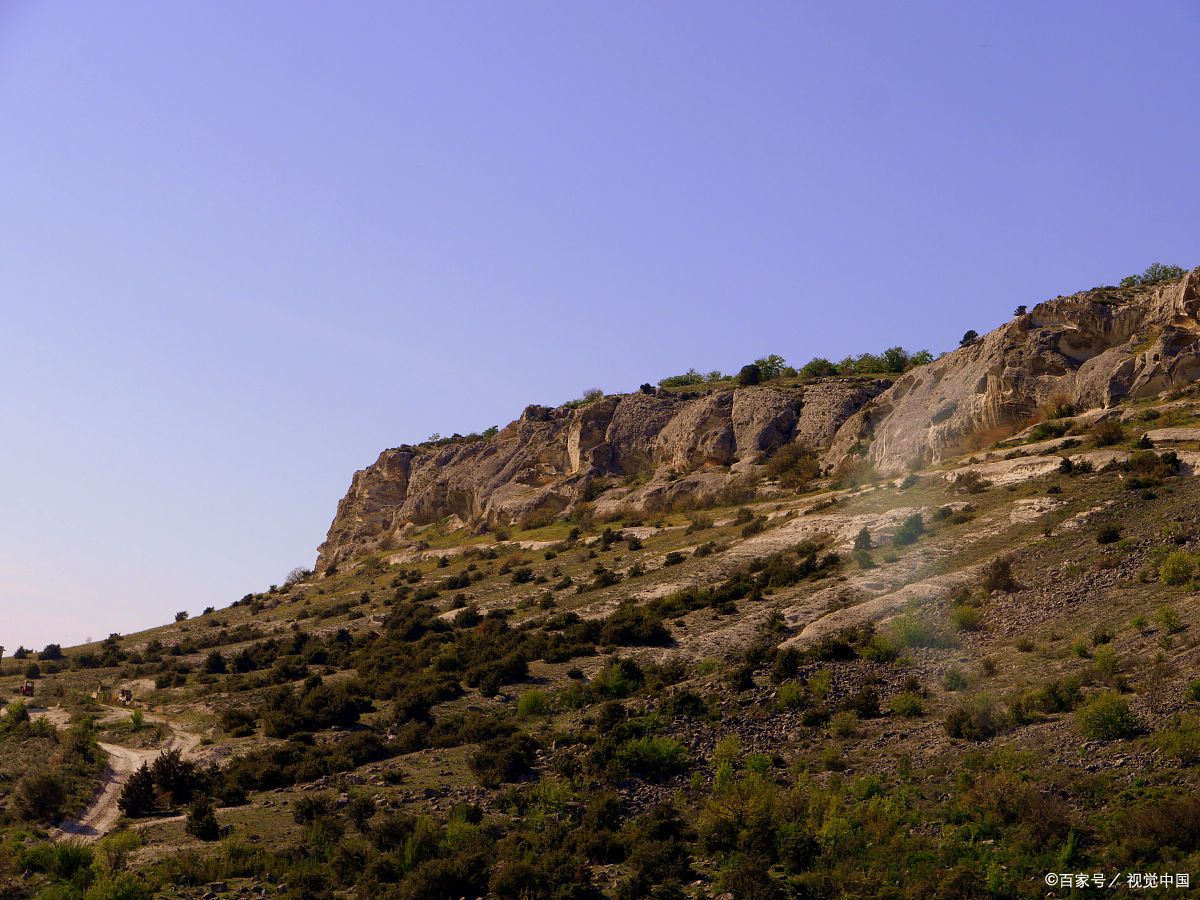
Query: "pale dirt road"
56 741 164 840
29 706 204 843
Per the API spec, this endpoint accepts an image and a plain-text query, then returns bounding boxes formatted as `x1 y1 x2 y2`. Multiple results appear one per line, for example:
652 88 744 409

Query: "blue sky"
1 1 1197 648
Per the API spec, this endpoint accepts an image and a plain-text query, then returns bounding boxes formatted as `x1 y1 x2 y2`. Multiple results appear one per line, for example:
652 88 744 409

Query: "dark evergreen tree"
118 763 157 817
736 364 762 386
186 797 220 840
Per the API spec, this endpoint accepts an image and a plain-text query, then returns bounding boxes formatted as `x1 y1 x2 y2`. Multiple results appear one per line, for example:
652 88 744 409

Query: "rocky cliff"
318 269 1200 570
316 379 886 569
827 268 1200 472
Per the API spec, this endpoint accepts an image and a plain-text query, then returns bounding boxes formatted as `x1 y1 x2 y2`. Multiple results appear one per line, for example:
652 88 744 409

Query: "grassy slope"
5 388 1200 897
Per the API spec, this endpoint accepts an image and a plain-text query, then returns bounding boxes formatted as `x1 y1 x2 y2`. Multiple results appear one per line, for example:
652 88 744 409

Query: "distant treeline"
657 347 933 388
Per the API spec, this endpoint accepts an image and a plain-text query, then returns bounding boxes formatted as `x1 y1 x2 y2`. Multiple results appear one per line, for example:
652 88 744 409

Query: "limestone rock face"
316 380 880 569
826 269 1200 473
320 271 1200 568
731 388 799 464
654 392 737 471
795 380 889 448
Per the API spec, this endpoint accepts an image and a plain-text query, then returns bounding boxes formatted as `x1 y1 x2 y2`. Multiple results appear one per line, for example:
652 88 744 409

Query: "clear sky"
1 2 1197 650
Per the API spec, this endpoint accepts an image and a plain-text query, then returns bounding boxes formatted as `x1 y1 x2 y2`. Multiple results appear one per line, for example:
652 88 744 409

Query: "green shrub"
186 797 221 841
517 689 550 717
754 354 789 380
892 514 924 546
1153 715 1200 765
292 792 335 823
1076 690 1137 740
86 871 152 900
1092 648 1121 687
951 470 991 494
1096 524 1121 545
739 518 765 538
1092 420 1125 446
22 842 94 881
951 604 983 632
1157 605 1184 634
1160 551 1195 586
980 556 1018 594
614 736 690 781
13 770 67 823
776 681 805 710
1031 422 1070 442
469 733 539 787
770 647 800 682
801 357 839 378
118 763 157 817
851 548 875 569
766 443 821 491
941 667 968 692
945 696 1002 740
1013 675 1083 720
891 612 950 649
860 633 898 663
658 369 705 388
744 752 773 774
598 603 669 646
891 692 925 717
829 710 857 737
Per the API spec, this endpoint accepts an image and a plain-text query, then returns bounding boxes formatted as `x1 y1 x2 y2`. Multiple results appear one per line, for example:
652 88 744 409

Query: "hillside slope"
6 270 1200 899
319 269 1200 569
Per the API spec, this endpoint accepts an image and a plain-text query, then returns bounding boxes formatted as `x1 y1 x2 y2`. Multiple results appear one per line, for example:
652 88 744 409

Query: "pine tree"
853 527 872 550
118 763 156 817
151 747 198 805
186 797 220 840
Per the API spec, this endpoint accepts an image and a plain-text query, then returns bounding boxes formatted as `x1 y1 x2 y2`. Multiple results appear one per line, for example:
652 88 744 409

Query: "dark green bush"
469 733 539 788
737 364 762 386
1076 690 1137 740
893 514 924 546
186 797 221 840
944 697 1003 740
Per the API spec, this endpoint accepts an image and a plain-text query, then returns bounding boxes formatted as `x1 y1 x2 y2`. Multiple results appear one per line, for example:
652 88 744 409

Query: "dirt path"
30 706 203 843
56 741 164 841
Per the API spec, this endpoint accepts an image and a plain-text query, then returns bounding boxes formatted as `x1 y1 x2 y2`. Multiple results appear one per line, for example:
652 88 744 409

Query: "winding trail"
30 706 203 843
56 741 164 840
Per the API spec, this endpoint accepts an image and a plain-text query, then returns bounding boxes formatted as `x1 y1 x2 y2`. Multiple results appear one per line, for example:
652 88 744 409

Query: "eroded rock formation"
316 379 885 569
318 269 1200 570
826 269 1200 473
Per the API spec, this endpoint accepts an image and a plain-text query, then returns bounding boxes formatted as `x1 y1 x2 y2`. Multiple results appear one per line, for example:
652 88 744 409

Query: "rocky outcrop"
319 272 1200 569
316 381 881 570
827 269 1200 473
795 379 889 448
